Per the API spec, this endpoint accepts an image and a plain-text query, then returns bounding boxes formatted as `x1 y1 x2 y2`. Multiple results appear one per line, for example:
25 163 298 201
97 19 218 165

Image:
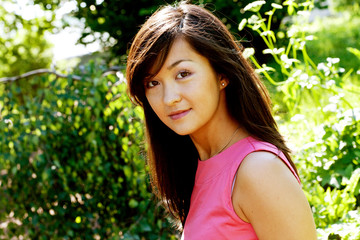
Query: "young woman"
126 2 317 239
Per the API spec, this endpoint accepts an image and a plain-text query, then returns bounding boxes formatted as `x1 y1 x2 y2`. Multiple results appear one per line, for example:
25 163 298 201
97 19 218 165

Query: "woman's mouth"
169 109 191 120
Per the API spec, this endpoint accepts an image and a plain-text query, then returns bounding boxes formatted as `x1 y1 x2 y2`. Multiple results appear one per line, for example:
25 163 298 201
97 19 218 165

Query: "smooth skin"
145 37 317 238
232 151 318 239
145 37 244 160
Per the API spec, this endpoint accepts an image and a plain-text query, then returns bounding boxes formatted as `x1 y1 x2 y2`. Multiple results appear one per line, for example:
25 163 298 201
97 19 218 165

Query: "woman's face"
144 38 227 136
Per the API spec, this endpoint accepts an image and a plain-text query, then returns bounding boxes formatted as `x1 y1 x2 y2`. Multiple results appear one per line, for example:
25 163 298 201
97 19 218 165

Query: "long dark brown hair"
126 2 298 227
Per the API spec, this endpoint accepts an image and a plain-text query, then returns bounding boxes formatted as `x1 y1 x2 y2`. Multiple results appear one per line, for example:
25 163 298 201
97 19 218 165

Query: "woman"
126 2 317 239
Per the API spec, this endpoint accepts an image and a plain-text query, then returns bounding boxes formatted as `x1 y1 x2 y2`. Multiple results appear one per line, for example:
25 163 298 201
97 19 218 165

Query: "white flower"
238 19 247 31
247 14 260 24
292 69 302 77
317 62 326 71
317 62 330 76
291 114 305 122
323 103 338 112
299 73 309 81
242 47 255 59
244 1 266 12
4 119 13 127
280 54 299 68
116 71 126 83
271 3 283 9
326 57 340 65
255 64 275 73
329 95 340 104
326 79 336 87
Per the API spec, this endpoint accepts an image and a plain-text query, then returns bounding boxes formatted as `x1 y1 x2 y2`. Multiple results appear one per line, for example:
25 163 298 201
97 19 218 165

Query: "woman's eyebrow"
143 74 154 82
167 59 192 70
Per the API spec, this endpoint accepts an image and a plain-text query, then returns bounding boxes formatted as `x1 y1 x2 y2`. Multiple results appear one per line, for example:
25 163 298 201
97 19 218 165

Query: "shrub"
239 1 360 238
0 3 54 78
0 62 177 239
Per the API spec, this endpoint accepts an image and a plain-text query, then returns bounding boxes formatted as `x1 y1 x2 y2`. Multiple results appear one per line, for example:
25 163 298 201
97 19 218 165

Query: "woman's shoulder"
237 151 297 185
233 137 299 182
232 151 317 239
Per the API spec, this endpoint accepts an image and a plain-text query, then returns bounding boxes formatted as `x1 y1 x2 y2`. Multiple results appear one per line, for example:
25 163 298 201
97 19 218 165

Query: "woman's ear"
219 74 229 90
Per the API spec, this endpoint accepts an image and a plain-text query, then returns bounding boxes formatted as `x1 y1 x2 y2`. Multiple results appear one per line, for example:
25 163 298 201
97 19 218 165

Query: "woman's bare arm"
232 151 317 240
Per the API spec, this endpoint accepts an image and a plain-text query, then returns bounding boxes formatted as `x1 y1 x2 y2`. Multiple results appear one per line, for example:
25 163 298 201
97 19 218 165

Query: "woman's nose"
163 84 181 106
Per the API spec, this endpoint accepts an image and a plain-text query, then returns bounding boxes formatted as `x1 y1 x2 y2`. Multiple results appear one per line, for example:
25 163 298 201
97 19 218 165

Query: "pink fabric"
181 136 299 240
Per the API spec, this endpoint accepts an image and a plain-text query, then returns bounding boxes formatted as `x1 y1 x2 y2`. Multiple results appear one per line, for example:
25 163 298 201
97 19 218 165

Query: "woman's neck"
190 118 248 161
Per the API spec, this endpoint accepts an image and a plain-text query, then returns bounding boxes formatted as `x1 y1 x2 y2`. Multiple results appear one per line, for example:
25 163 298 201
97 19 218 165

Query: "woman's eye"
176 70 191 79
146 80 159 88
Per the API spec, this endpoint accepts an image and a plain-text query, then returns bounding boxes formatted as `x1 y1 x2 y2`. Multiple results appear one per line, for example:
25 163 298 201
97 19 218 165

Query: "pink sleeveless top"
181 136 299 240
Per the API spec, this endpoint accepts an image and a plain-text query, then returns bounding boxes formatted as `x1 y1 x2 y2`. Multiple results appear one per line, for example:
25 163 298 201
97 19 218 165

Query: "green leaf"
128 199 138 208
347 47 360 59
123 165 132 179
75 216 81 224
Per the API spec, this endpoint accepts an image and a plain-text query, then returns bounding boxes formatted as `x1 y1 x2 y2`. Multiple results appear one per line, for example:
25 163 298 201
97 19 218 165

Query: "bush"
0 2 54 78
304 12 360 74
1 0 360 239
0 62 177 239
37 0 287 62
239 1 360 238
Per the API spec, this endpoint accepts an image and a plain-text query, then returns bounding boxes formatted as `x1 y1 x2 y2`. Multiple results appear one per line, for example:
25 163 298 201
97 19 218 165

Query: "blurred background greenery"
0 0 359 239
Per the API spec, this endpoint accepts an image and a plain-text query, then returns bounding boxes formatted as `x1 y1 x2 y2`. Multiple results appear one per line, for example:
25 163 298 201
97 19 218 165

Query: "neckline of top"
198 135 252 163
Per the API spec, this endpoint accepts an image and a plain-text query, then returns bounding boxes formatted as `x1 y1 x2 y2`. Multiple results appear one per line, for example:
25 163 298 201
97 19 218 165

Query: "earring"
221 82 225 86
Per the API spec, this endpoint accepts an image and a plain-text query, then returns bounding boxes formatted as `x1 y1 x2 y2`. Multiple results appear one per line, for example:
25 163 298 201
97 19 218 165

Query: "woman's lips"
169 109 191 120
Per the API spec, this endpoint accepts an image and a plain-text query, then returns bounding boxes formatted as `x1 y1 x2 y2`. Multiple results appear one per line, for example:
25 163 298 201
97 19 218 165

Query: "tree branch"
0 69 83 83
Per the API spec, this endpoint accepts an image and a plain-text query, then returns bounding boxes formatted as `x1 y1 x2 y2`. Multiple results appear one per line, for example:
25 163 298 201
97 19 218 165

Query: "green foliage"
329 0 360 14
33 0 169 59
304 12 360 73
0 62 177 239
241 0 360 238
34 0 287 60
0 1 54 78
317 210 360 240
298 112 360 225
2 0 360 239
240 0 358 117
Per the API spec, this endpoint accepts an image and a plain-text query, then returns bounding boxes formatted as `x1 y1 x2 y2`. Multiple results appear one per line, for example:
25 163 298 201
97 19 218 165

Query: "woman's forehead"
148 38 201 72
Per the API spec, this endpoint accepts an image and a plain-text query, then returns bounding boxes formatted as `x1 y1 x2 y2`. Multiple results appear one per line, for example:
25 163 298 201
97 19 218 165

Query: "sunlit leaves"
239 1 360 236
347 47 360 59
0 2 54 78
0 62 176 238
283 0 298 15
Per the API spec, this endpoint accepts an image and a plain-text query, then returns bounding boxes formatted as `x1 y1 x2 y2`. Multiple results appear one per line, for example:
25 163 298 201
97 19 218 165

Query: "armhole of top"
231 175 237 193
